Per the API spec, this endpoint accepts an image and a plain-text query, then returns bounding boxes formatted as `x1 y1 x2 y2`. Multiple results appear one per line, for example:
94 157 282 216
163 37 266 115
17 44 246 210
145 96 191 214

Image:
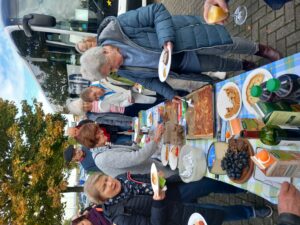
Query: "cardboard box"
229 118 265 135
251 148 300 177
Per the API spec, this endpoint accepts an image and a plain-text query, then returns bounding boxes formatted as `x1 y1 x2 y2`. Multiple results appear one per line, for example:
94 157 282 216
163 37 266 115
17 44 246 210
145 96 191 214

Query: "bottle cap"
266 78 280 92
250 85 263 97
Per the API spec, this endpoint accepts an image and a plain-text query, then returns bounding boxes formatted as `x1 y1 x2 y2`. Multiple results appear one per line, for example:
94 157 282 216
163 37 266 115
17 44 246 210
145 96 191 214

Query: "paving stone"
276 21 295 40
251 21 259 42
296 5 300 30
259 0 266 8
259 26 267 44
287 30 300 47
284 3 295 23
287 44 297 56
252 6 266 22
267 15 284 33
268 32 276 47
248 1 259 17
275 5 285 18
276 38 287 56
259 10 275 27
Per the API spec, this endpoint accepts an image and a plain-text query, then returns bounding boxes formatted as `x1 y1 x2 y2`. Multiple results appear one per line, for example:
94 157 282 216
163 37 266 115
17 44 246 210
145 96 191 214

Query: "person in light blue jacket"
80 3 281 102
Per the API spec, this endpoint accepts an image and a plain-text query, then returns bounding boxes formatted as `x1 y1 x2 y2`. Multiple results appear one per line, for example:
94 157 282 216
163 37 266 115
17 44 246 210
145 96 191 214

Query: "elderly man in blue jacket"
80 3 281 102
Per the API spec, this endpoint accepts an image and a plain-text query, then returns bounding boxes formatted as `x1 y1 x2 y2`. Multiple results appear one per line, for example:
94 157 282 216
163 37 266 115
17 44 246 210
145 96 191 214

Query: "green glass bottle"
240 125 300 146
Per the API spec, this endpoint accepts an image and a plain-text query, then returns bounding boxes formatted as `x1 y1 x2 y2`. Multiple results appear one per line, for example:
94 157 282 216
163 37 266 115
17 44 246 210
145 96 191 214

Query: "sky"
0 24 54 113
0 22 77 220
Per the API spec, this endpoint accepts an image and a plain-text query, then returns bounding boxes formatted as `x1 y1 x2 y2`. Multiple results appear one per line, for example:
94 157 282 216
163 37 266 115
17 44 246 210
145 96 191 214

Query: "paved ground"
154 0 300 224
155 0 300 76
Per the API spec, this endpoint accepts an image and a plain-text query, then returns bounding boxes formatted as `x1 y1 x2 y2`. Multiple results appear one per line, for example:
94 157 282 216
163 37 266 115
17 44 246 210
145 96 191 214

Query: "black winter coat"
103 173 225 225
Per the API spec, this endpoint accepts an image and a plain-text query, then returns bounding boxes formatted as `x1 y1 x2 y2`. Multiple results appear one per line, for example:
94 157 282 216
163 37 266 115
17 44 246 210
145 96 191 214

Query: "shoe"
254 205 273 218
255 44 282 62
242 60 257 71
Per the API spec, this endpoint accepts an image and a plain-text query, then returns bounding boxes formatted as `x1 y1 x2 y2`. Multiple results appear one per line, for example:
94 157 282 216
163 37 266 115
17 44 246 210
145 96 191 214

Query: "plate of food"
242 68 273 115
188 213 207 225
169 145 179 170
161 144 169 166
221 138 254 184
150 163 166 193
158 48 172 82
147 112 153 127
217 82 242 121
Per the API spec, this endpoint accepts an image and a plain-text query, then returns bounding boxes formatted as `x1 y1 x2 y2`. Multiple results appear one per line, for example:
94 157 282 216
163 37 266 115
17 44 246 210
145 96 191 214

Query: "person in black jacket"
278 182 300 225
84 172 273 225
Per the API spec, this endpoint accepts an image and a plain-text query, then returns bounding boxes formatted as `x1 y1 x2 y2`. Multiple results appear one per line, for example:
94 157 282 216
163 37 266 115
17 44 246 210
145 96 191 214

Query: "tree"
0 98 69 225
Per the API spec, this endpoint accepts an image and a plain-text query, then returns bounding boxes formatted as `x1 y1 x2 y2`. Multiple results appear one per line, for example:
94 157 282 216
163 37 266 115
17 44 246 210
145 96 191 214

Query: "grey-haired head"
80 46 108 81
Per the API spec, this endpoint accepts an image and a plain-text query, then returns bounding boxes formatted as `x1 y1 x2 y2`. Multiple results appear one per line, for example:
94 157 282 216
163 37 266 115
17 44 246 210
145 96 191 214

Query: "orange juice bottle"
207 5 229 24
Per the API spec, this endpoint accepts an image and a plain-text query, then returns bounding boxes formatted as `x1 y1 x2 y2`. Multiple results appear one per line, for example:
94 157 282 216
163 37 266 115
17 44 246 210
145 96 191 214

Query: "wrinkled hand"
172 95 182 104
203 0 229 25
153 124 165 143
158 171 165 179
278 182 300 216
164 41 173 52
153 189 166 201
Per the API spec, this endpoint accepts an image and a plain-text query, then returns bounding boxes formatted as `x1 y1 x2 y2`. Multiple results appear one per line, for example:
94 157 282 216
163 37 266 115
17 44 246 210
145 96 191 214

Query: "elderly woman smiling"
84 172 273 225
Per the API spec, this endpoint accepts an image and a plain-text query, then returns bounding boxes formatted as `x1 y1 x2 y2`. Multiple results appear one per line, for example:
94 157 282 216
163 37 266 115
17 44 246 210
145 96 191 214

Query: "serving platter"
241 68 273 116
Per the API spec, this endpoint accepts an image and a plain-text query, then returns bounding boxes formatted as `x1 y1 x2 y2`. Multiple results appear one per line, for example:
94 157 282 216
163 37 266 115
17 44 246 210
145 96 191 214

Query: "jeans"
198 204 254 221
167 177 245 203
195 37 258 72
114 134 132 146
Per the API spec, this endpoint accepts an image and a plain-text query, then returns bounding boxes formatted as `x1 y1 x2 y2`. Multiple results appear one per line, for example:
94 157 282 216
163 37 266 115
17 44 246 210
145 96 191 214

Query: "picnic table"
136 52 300 204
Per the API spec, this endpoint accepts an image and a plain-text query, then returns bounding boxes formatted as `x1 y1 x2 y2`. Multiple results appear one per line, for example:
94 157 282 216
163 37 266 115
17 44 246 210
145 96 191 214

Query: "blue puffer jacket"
97 3 232 99
116 3 232 52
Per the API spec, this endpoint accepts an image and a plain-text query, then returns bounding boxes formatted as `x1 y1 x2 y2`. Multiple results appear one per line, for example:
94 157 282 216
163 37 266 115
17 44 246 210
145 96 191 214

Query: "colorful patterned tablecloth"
137 53 300 204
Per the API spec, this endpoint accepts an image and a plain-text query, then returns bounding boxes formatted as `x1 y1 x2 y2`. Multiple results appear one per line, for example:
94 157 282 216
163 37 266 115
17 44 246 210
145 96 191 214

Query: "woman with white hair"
83 172 273 225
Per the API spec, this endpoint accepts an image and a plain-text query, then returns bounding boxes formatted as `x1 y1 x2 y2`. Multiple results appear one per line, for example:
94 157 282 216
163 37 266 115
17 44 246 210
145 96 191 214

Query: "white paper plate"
147 112 153 127
188 213 207 225
158 48 172 82
150 163 159 193
242 68 273 116
133 119 139 141
217 82 242 121
161 144 169 166
169 145 179 170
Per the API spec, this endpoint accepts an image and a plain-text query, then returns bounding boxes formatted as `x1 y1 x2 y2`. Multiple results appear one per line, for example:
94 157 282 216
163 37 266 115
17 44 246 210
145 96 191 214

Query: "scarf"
105 175 153 206
91 83 115 101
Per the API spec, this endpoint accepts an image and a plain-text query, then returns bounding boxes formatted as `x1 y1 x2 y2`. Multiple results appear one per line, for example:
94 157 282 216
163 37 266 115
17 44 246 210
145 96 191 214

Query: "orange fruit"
225 131 231 139
207 5 229 24
257 149 270 162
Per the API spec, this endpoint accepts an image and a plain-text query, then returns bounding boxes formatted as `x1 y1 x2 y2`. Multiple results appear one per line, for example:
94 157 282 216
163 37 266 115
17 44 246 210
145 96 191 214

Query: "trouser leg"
124 102 159 117
167 177 245 203
132 92 157 104
199 204 254 221
114 135 132 146
196 37 258 55
196 54 243 71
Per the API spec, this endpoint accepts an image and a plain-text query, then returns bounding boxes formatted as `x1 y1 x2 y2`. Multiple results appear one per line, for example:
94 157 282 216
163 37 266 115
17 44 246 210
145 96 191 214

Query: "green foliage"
0 98 69 225
62 219 72 225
